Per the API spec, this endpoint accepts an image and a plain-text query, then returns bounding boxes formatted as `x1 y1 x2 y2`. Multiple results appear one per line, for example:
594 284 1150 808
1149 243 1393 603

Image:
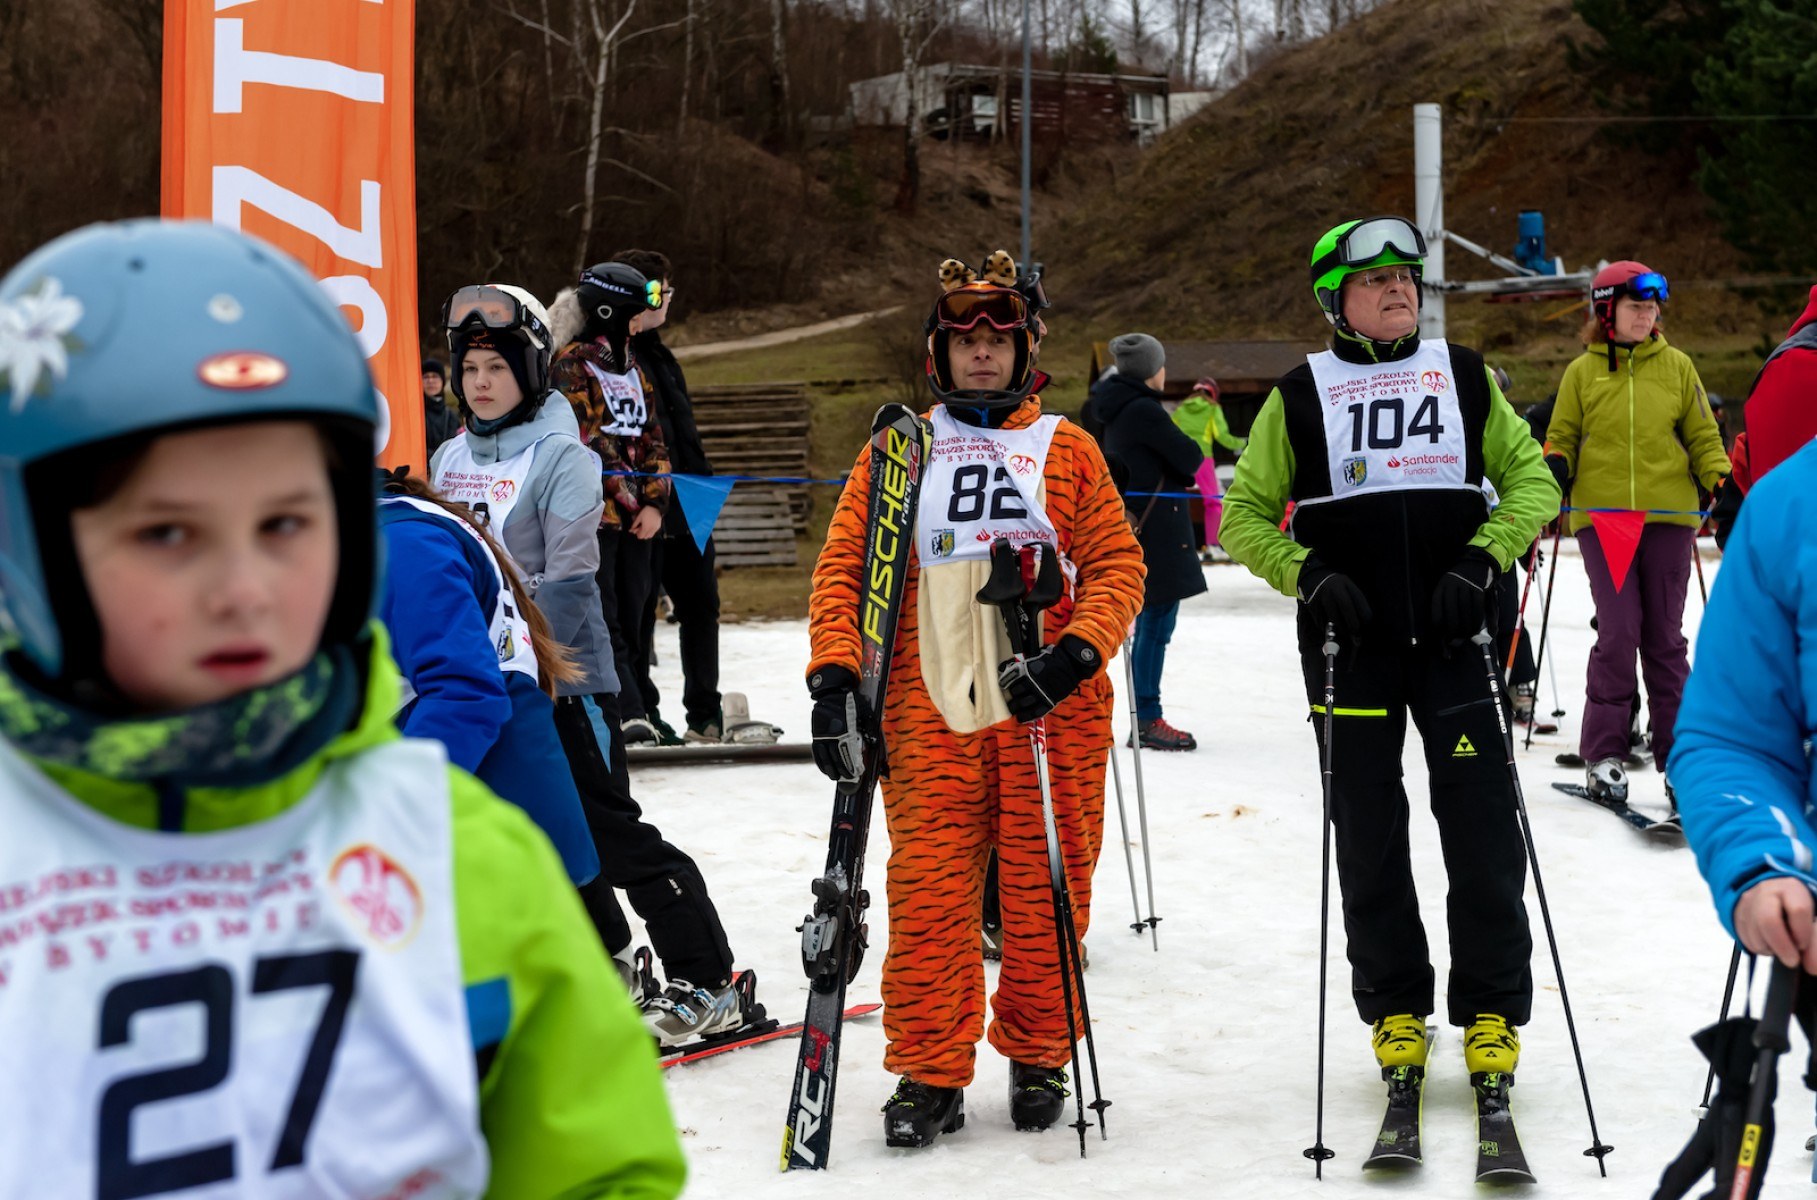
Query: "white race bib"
582 361 648 438
383 497 540 705
915 407 1061 563
433 432 547 535
1301 340 1473 507
0 739 489 1200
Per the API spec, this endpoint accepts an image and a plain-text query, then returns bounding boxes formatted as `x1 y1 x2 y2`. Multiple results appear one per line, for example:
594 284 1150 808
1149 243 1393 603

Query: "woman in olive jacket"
1543 261 1729 802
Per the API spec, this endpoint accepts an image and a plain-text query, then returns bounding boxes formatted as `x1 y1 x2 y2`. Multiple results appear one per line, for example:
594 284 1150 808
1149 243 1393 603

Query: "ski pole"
1525 524 1565 750
981 540 1109 1155
1503 538 1542 676
1732 960 1799 1200
1303 621 1339 1179
1473 627 1614 1173
1123 637 1160 949
1539 571 1566 719
1698 943 1745 1118
1693 535 1709 606
1105 746 1145 937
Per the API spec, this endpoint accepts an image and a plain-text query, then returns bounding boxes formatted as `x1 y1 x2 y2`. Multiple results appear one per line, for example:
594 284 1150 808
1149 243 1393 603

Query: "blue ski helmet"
0 219 382 679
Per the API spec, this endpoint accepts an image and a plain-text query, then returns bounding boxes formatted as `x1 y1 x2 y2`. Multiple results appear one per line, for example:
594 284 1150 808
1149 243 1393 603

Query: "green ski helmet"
1309 216 1427 329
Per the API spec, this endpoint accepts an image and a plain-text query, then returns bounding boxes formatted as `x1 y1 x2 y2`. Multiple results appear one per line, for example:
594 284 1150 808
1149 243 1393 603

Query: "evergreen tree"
1695 1 1817 271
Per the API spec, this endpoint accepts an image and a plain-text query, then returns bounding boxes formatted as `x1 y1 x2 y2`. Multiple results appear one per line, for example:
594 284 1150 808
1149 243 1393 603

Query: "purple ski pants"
1575 522 1696 766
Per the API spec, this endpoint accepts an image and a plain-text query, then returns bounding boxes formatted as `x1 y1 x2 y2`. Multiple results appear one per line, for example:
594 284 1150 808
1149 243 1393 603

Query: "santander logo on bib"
329 844 424 948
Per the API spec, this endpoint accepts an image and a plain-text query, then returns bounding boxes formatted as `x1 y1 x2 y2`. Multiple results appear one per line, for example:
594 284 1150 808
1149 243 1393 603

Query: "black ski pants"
553 690 735 986
1298 621 1533 1028
595 528 656 723
637 535 723 730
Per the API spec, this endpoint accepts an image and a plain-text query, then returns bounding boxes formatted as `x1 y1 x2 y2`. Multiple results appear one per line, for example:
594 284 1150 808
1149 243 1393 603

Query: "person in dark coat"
1092 332 1206 750
421 356 463 460
613 250 727 742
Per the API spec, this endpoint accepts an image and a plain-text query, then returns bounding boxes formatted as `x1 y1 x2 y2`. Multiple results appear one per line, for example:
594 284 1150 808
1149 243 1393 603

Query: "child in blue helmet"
0 220 684 1199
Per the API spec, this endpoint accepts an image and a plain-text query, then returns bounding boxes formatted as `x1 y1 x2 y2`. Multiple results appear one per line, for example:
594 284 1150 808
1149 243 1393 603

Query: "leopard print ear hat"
937 250 1018 292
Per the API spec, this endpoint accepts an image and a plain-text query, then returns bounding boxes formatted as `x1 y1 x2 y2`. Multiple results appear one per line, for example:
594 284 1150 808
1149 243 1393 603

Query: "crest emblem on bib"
489 478 516 506
1341 456 1368 487
329 844 424 948
1009 453 1037 477
1421 369 1449 394
931 529 956 558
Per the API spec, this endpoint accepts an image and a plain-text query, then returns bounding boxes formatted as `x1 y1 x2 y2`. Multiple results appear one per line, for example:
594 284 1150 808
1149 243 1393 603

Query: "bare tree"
574 0 639 273
1273 0 1304 41
679 0 699 134
891 0 946 215
769 0 793 145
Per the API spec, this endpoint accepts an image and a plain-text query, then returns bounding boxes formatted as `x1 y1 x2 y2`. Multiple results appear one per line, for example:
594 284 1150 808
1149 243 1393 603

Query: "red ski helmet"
1590 260 1669 341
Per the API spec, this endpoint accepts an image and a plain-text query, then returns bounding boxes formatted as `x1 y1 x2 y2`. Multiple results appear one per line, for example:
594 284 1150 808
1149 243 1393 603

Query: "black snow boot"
882 1078 965 1148
1009 1061 1070 1131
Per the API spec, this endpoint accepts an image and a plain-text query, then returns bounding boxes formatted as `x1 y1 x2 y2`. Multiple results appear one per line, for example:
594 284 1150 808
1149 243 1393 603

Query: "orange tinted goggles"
935 288 1029 332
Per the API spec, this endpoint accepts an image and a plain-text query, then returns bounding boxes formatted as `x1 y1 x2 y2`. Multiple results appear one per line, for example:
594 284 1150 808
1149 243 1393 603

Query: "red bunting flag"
1589 510 1648 592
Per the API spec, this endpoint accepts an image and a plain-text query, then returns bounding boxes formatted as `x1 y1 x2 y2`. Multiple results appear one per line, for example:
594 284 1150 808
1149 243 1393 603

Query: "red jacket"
1744 285 1817 484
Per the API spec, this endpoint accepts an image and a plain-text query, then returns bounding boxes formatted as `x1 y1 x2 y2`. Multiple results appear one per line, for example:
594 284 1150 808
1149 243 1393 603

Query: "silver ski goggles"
443 284 530 332
1331 217 1427 267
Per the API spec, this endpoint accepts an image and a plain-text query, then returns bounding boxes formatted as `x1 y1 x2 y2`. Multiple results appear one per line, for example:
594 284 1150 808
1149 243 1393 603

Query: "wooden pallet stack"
688 382 813 567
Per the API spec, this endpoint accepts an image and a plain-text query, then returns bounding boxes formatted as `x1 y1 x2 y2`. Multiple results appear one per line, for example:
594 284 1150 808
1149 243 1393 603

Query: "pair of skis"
1551 781 1684 841
1360 1029 1535 1183
1364 1071 1534 1183
780 405 931 1172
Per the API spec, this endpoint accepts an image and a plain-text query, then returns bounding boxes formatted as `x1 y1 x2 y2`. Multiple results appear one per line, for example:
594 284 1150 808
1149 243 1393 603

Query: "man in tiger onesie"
806 251 1145 1148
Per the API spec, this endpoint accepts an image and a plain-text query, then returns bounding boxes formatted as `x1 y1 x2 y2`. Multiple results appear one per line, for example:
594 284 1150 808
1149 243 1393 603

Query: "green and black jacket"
1220 335 1559 646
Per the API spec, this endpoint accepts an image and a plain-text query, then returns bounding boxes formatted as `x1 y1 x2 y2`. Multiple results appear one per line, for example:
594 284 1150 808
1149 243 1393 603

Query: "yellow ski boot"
1464 1014 1520 1075
1371 1013 1431 1070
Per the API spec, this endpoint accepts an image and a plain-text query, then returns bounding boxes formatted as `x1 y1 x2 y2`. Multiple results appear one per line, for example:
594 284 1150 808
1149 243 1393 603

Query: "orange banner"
161 0 422 469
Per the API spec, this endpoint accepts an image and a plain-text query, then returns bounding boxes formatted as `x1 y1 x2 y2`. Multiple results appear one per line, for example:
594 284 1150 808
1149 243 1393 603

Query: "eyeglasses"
645 279 667 309
1333 217 1427 267
443 284 528 332
934 288 1029 332
1353 266 1417 289
1625 272 1669 302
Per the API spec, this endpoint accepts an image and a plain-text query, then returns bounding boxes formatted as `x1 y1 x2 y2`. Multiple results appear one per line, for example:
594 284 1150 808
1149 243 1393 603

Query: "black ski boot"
1009 1062 1070 1131
882 1078 965 1148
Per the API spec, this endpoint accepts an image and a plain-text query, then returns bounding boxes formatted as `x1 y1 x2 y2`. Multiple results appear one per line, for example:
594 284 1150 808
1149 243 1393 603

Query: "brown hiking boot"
1133 718 1197 751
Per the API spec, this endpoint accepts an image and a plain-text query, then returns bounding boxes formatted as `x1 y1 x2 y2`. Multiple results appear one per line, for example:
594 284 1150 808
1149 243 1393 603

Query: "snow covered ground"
630 539 1795 1197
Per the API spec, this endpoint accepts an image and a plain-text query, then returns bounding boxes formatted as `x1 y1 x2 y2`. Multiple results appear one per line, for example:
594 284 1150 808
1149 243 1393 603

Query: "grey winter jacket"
430 390 617 696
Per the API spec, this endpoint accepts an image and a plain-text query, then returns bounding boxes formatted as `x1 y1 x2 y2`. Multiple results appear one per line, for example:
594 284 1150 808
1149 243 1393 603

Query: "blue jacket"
379 501 600 885
1672 439 1817 935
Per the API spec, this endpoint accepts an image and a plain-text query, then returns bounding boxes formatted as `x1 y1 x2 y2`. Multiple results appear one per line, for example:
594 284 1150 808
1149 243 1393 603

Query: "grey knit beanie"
1110 332 1164 382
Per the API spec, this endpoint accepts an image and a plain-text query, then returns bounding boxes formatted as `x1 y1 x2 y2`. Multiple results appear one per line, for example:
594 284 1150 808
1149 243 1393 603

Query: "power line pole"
1020 0 1033 266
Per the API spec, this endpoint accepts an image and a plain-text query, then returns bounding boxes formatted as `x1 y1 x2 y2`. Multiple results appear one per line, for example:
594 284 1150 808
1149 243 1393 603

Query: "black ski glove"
1296 556 1371 639
1430 546 1500 643
1652 1015 1775 1200
1712 474 1745 552
998 634 1101 724
808 665 869 782
1545 454 1572 492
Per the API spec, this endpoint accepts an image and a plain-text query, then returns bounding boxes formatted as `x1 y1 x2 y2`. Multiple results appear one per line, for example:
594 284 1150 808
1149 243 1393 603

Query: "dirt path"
671 305 903 362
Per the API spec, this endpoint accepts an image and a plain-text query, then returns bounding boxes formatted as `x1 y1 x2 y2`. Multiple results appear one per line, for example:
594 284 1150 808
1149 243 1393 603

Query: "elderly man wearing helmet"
805 251 1144 1147
1221 217 1560 1105
1543 261 1728 809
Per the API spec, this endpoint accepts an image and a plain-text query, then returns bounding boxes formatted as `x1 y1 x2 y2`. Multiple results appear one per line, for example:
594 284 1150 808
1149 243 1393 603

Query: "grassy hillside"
1047 0 1802 401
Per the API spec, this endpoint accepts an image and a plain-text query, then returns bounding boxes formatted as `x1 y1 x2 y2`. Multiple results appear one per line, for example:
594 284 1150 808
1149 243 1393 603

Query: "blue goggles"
1626 272 1669 302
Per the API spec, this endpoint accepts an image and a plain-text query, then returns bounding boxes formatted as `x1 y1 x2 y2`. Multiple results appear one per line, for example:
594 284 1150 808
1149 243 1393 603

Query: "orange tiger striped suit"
808 396 1145 1087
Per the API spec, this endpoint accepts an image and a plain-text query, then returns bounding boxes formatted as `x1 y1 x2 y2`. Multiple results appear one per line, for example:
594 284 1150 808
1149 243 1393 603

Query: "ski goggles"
443 285 530 332
1624 272 1669 302
934 287 1030 332
1330 217 1427 268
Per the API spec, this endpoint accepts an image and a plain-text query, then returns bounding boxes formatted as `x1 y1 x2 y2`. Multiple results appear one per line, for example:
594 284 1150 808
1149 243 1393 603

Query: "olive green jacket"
1545 334 1727 532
